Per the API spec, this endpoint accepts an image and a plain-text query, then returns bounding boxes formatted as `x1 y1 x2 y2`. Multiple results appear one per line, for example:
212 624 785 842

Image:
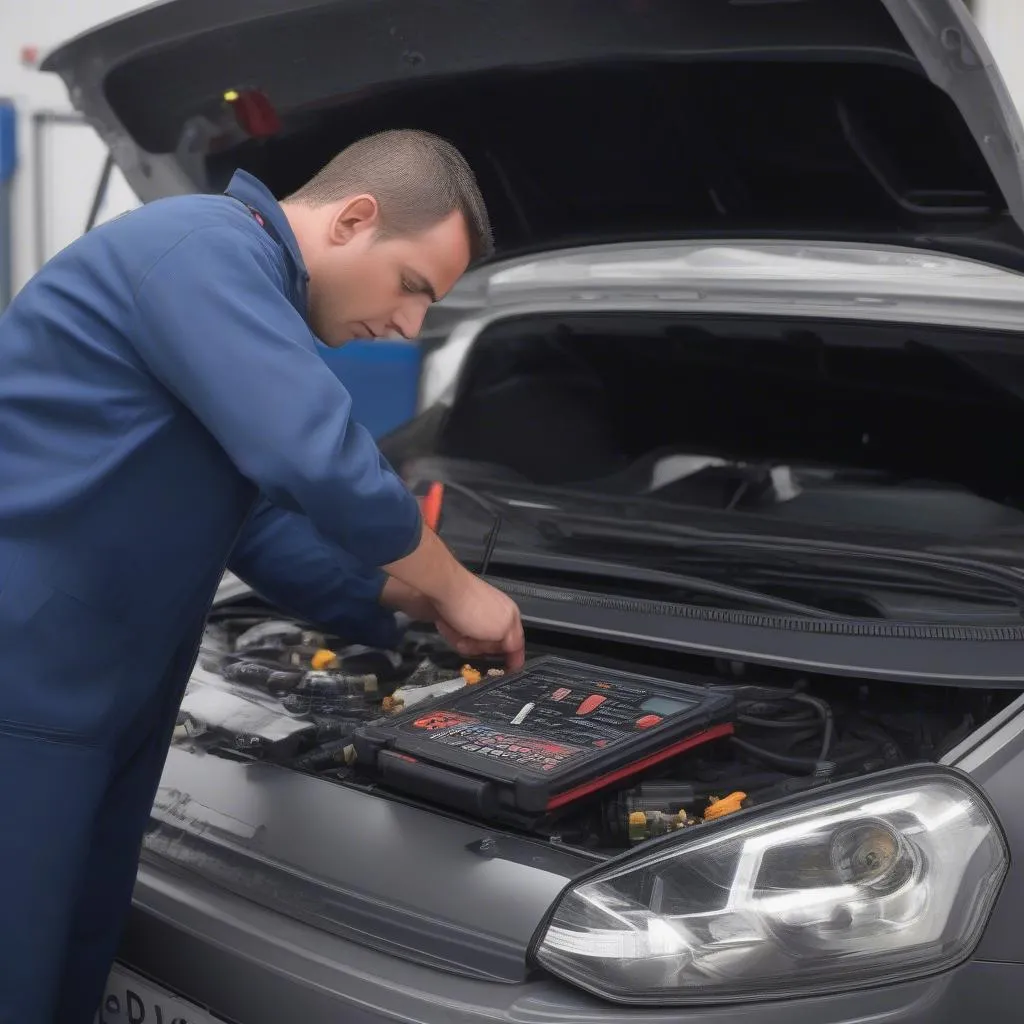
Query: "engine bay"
179 597 1012 853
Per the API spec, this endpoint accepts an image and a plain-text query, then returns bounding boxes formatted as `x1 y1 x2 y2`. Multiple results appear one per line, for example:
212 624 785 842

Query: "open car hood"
43 0 1024 271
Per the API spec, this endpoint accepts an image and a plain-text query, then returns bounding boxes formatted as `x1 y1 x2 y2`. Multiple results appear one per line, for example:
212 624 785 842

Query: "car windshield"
389 310 1024 623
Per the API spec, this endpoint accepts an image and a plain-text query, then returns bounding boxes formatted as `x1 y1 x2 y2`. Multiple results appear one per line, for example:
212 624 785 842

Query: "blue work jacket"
0 170 422 745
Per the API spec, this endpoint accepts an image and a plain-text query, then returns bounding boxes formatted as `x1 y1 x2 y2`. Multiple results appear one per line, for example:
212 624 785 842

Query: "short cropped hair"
286 129 493 261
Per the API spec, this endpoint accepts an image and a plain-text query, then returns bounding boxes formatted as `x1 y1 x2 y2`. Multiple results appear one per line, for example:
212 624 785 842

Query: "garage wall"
973 0 1024 124
1 0 1022 298
1 0 146 294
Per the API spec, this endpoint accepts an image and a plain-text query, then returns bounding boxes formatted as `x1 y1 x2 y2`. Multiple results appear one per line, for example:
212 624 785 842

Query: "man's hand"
432 574 525 672
383 526 526 670
380 573 526 672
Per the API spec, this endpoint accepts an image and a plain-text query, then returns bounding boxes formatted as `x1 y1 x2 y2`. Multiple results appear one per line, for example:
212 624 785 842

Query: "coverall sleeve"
228 497 402 650
131 225 422 567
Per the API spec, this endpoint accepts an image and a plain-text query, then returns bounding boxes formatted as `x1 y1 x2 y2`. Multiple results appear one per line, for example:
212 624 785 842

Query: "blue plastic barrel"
317 339 422 439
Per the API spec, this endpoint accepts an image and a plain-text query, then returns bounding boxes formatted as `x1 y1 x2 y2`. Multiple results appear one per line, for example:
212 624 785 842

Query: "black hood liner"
207 60 1012 261
42 0 1024 268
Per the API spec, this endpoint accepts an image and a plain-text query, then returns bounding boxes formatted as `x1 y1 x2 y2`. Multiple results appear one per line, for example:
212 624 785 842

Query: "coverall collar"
224 169 311 314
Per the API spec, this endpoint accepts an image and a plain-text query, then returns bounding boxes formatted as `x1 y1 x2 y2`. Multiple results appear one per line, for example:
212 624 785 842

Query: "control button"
576 694 607 715
635 714 662 729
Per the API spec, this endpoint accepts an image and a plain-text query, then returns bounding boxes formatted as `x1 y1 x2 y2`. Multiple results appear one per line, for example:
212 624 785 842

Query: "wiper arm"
423 476 1024 610
483 548 835 618
535 512 1024 608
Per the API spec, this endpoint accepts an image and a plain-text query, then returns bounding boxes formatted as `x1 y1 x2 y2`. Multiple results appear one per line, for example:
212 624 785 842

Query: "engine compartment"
180 596 1013 853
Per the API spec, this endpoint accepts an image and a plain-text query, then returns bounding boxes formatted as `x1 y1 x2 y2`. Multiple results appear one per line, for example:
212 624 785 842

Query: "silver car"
46 1 1024 1021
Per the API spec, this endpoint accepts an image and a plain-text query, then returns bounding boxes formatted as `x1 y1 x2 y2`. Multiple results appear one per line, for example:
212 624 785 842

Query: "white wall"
2 0 146 293
1 0 1023 297
973 0 1024 123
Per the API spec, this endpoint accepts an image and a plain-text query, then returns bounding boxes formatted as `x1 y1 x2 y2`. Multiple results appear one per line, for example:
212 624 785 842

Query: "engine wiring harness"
180 607 980 849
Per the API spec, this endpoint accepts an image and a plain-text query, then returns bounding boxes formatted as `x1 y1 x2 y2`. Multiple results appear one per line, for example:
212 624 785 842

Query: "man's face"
306 199 471 347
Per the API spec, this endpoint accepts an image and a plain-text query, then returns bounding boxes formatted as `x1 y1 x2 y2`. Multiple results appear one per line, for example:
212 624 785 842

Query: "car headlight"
533 766 1008 1005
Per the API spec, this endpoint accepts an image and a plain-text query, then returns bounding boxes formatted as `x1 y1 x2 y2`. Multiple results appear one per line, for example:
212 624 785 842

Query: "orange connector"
311 649 338 671
420 482 445 532
703 791 747 822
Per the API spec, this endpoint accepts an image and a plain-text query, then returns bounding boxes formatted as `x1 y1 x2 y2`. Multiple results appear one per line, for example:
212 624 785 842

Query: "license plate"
94 964 220 1024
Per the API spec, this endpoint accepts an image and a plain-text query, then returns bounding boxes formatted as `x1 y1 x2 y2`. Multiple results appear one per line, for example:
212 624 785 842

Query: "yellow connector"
311 649 338 670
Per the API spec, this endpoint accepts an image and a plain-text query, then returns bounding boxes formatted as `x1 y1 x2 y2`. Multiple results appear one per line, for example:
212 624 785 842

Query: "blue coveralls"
0 171 422 1021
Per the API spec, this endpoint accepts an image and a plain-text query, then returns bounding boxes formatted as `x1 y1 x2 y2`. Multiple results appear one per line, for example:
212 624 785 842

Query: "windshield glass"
397 312 1024 623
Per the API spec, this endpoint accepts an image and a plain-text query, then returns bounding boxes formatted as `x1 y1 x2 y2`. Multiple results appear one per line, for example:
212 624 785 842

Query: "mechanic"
0 129 524 1021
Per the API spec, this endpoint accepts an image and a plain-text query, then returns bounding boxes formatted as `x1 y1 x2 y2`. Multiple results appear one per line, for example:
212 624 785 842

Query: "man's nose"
389 302 427 341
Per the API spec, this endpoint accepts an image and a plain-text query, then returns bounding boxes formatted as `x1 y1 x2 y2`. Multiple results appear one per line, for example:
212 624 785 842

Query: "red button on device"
576 694 607 715
635 714 662 729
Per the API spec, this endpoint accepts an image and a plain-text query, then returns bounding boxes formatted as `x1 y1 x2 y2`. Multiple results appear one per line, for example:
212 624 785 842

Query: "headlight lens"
534 766 1007 1005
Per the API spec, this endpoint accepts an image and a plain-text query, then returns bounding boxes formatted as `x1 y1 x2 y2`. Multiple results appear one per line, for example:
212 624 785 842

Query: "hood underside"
43 0 1024 270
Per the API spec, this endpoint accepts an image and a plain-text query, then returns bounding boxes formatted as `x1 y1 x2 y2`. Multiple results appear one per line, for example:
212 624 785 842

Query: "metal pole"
85 152 115 234
32 112 45 273
31 110 85 272
0 100 15 311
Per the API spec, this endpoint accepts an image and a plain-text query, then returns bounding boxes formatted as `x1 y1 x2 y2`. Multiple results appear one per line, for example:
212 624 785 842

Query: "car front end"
47 2 1024 1021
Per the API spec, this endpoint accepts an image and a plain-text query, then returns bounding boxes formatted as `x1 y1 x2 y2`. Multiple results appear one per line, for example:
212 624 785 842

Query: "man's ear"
330 194 380 244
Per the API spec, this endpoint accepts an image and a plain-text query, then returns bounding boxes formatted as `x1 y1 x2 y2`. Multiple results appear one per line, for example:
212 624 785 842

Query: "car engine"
180 600 1005 851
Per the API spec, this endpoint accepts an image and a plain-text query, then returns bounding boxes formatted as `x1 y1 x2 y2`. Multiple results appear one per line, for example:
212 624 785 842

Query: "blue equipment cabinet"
0 100 16 311
317 339 422 439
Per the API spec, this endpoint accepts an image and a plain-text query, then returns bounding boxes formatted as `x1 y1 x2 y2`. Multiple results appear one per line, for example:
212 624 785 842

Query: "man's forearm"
378 576 436 623
382 526 467 604
379 576 416 610
384 524 526 672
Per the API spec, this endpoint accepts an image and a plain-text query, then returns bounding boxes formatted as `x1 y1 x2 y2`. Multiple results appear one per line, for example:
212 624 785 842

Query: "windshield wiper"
431 489 836 617
529 511 1024 607
481 548 835 618
426 477 1024 616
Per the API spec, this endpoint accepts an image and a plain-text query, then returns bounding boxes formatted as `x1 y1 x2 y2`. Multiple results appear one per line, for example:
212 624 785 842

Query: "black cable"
730 737 825 773
434 478 504 519
774 727 822 750
723 684 802 704
479 514 503 576
725 478 752 511
737 713 819 729
422 478 505 576
790 692 834 762
845 720 905 763
732 736 881 774
734 686 835 764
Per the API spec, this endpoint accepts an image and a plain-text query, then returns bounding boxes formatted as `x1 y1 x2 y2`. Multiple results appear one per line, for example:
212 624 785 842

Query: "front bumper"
123 861 1021 1024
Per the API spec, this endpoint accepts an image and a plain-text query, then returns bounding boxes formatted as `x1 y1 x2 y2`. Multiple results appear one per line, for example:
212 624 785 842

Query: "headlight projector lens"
831 819 913 891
